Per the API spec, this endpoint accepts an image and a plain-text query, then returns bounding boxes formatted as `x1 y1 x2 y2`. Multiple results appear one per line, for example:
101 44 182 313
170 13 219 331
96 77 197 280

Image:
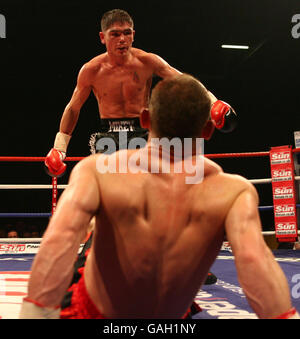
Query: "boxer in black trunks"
89 118 148 154
44 9 236 175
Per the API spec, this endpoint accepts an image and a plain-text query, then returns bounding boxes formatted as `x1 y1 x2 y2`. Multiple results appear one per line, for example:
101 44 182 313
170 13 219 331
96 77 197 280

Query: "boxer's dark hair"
101 9 134 32
150 74 211 140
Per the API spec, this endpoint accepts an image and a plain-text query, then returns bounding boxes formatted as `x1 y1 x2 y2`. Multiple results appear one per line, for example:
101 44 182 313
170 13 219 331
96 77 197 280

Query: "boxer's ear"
140 108 151 130
99 31 105 45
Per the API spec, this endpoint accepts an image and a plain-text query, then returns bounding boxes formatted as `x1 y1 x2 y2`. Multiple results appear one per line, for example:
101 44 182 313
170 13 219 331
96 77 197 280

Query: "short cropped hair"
101 9 134 32
149 74 211 140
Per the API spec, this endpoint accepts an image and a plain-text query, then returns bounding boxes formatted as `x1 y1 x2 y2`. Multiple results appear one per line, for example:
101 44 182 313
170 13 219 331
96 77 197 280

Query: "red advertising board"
270 146 298 242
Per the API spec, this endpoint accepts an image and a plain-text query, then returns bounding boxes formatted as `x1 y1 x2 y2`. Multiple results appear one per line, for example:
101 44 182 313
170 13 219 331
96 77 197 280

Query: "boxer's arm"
146 53 217 103
225 184 293 318
45 65 94 176
24 157 100 311
146 53 182 79
59 64 93 136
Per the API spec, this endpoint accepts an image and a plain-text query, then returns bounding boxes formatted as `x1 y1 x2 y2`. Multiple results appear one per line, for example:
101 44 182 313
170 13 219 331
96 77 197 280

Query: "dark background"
0 0 300 234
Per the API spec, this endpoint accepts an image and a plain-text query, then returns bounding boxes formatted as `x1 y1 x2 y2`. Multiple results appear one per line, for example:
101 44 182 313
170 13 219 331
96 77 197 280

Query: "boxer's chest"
93 62 152 103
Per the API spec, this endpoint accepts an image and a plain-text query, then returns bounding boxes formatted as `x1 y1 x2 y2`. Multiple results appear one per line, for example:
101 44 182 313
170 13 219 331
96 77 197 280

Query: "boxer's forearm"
236 246 292 318
59 105 80 136
26 196 90 307
27 231 80 307
225 189 292 319
25 158 99 314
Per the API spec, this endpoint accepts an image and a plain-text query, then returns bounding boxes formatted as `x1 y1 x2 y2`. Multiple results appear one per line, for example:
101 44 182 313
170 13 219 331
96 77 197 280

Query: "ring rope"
1 149 299 239
1 205 299 219
0 213 51 218
0 185 68 189
0 148 299 162
262 231 300 236
0 238 41 242
0 156 84 162
0 176 300 190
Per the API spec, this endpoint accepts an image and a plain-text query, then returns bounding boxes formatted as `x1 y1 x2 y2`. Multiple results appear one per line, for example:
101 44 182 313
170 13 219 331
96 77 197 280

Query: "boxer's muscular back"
85 152 250 318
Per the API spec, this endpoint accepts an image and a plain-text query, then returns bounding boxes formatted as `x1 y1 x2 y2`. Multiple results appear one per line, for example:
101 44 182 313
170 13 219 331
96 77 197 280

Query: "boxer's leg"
89 132 119 154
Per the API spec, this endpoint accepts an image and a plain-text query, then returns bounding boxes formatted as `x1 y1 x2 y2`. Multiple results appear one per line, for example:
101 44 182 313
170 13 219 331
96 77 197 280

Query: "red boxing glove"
273 307 300 319
45 149 67 177
210 100 237 133
201 120 215 140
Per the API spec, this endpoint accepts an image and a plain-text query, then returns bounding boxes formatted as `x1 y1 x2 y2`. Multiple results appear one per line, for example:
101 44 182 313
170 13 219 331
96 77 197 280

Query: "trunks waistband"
100 118 142 132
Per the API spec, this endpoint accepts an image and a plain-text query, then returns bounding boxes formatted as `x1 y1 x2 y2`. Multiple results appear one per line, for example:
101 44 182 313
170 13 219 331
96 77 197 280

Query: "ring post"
270 146 298 243
52 177 58 215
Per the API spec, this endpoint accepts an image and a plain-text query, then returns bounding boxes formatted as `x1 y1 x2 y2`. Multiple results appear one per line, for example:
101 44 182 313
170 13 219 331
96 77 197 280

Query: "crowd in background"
0 221 47 238
0 219 299 250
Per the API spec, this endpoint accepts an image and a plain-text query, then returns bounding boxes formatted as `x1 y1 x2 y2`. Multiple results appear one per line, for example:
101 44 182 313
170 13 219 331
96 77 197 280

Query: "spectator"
15 221 26 237
31 231 40 238
7 230 19 238
0 228 6 238
23 231 32 238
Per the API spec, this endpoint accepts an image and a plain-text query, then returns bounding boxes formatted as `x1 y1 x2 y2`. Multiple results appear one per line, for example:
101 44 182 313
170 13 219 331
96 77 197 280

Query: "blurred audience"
0 221 47 238
7 230 19 238
0 228 6 238
23 231 32 238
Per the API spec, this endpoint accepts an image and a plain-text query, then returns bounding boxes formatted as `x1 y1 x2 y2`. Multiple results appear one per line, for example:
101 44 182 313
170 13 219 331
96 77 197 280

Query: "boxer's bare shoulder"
204 156 223 176
77 54 108 81
74 54 112 90
72 153 99 171
204 156 252 190
201 157 257 216
131 47 151 60
134 48 169 68
133 48 181 77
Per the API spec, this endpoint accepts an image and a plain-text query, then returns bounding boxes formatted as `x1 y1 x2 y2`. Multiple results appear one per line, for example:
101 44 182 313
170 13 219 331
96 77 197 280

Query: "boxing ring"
1 148 300 319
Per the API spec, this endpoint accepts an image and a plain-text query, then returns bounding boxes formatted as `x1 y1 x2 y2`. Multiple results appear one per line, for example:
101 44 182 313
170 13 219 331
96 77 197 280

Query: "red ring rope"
0 148 299 162
0 152 273 162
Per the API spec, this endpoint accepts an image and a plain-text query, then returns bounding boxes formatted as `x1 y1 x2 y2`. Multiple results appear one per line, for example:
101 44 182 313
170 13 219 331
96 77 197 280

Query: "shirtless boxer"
45 9 235 298
21 74 298 319
44 9 236 176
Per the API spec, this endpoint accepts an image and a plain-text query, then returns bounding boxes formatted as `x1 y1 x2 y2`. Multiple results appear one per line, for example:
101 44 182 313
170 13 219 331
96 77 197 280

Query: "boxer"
45 9 236 174
45 8 236 305
21 75 298 319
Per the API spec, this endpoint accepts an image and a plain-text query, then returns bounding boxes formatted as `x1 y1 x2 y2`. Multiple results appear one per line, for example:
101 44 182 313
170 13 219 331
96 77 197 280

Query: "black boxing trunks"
89 118 149 154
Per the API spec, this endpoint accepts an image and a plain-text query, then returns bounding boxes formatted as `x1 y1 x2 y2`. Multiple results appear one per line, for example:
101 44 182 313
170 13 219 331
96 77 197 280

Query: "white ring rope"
0 176 299 189
0 185 68 189
0 178 299 241
0 238 41 242
262 231 300 236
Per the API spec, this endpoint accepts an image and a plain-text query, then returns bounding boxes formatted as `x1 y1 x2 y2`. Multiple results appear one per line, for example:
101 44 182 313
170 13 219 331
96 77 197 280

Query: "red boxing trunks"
60 267 106 319
60 266 201 319
61 232 202 319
